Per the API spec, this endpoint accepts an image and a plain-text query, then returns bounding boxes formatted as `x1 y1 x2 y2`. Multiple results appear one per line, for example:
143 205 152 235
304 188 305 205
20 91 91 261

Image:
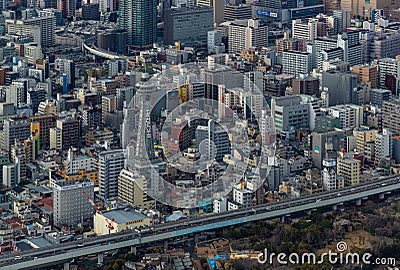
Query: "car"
351 188 355 192
14 255 22 260
33 257 38 260
315 199 321 203
382 183 387 186
337 193 342 196
77 243 84 247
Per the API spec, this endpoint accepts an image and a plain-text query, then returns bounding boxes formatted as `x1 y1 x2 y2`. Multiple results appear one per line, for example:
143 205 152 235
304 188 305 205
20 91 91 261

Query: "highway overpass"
2 175 400 270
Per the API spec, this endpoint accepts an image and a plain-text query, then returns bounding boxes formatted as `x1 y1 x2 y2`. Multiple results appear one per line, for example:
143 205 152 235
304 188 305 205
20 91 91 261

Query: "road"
1 175 400 269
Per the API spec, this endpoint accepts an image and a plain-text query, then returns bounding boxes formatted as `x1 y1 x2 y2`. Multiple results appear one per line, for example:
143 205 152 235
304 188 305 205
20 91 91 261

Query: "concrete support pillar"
281 216 285 223
356 199 362 206
63 262 70 270
98 253 104 264
194 233 199 243
332 205 337 211
379 193 384 199
130 246 137 255
164 240 168 250
306 210 312 215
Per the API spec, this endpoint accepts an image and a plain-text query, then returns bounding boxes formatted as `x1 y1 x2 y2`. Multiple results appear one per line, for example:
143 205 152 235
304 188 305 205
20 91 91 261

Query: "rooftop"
101 208 148 224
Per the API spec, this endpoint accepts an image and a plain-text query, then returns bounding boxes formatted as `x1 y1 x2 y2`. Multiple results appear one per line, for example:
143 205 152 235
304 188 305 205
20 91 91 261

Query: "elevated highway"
2 176 400 269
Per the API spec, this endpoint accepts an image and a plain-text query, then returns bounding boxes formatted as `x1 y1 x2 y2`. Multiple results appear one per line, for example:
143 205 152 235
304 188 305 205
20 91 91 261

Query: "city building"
375 128 392 166
196 120 230 162
53 179 94 227
118 168 152 209
378 58 400 92
50 118 81 150
355 129 378 153
2 162 19 188
312 129 345 169
291 19 318 41
328 105 363 130
282 51 313 76
332 10 351 32
341 0 400 20
54 59 75 90
21 15 56 47
99 149 125 199
271 96 309 132
118 0 157 48
292 76 319 96
94 208 150 236
322 70 358 106
228 19 268 53
337 155 360 187
369 88 391 108
382 100 400 135
352 65 378 89
207 31 225 54
164 6 213 46
322 159 336 191
224 4 252 21
3 118 31 154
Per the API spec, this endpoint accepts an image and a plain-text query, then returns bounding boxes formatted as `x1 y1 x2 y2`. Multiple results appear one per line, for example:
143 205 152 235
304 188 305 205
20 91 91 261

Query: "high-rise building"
164 6 213 46
312 130 345 169
292 76 320 96
197 0 224 25
53 179 94 227
30 115 56 150
11 142 27 181
292 19 318 41
378 58 400 92
382 100 400 135
22 15 56 47
3 118 31 154
57 0 76 18
50 118 81 150
118 168 148 208
332 10 351 32
355 129 378 153
195 120 230 162
337 156 360 187
271 96 310 132
341 0 400 20
322 159 337 191
99 149 125 199
55 59 75 90
375 128 392 166
369 88 391 108
224 4 252 21
322 70 358 106
282 51 313 77
207 31 225 54
328 104 363 129
352 65 378 89
228 19 268 53
97 30 127 55
118 0 157 48
2 162 19 188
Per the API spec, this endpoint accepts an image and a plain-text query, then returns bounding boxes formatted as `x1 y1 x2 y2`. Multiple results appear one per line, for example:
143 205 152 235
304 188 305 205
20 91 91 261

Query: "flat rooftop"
101 208 148 224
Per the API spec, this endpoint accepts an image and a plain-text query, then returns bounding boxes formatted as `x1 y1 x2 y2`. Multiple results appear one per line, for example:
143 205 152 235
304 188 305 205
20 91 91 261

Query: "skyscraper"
99 149 125 199
118 0 157 48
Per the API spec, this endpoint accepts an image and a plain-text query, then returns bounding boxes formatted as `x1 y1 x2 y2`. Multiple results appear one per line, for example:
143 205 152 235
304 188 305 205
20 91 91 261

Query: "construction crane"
82 191 101 214
105 218 115 230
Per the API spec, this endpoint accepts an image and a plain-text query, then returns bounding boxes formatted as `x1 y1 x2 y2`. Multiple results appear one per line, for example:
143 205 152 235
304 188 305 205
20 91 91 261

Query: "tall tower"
118 0 157 48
